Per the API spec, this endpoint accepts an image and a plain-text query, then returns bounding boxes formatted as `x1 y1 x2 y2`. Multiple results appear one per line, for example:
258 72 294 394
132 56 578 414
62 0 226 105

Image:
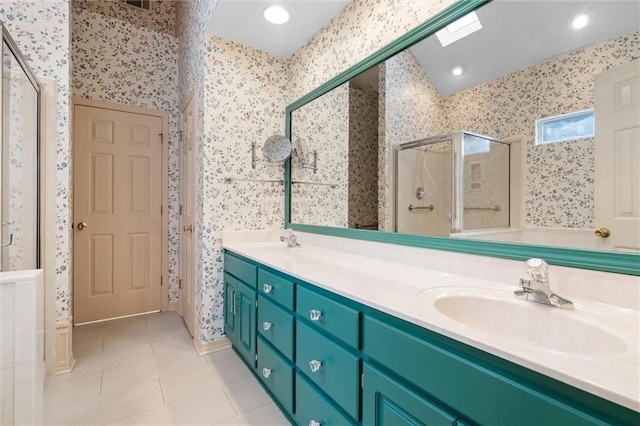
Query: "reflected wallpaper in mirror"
289 0 640 253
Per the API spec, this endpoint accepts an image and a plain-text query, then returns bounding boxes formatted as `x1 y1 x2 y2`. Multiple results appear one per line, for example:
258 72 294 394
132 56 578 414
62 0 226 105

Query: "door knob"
183 224 193 233
595 227 611 238
77 222 88 230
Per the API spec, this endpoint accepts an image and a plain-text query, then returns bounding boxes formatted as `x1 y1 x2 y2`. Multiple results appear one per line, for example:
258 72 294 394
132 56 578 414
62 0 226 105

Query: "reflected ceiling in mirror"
289 0 640 253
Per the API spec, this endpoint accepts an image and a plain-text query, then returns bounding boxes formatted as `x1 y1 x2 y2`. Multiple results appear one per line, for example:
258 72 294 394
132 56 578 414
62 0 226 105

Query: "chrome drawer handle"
309 309 322 321
309 421 321 426
262 368 272 378
263 283 273 293
263 321 273 331
309 359 322 373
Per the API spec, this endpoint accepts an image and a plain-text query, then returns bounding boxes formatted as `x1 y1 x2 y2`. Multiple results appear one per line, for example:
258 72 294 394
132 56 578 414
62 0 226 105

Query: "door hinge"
159 133 164 144
179 204 183 215
361 373 364 388
160 276 163 287
255 299 258 308
255 353 258 362
179 279 182 289
160 205 163 215
178 130 183 142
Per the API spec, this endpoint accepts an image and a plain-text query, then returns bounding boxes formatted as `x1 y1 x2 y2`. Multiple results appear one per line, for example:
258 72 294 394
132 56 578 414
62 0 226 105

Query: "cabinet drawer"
296 321 360 420
295 371 355 426
363 315 604 426
224 252 257 288
362 362 457 426
258 268 294 310
257 336 294 415
296 285 359 349
257 295 294 361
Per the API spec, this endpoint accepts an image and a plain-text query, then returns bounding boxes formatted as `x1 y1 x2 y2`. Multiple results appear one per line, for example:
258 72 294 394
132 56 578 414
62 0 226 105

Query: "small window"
535 109 594 145
120 0 151 10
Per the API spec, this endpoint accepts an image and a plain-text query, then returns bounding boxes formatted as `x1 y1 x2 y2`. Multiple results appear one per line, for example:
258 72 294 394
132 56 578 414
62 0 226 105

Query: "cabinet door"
363 363 457 426
223 274 237 346
236 283 257 367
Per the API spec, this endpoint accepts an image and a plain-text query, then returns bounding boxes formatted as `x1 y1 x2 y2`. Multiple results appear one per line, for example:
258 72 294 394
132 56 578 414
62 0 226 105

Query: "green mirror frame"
284 0 640 276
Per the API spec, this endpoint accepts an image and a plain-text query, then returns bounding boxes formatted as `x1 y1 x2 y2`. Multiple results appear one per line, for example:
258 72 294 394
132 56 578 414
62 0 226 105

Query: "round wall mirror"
263 134 292 163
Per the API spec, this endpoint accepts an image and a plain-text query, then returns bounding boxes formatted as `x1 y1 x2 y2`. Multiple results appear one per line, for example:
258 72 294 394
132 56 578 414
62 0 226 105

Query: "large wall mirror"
286 0 640 275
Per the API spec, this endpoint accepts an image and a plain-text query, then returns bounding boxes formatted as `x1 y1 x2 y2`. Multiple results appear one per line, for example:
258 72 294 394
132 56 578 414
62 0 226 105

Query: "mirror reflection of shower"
395 131 510 237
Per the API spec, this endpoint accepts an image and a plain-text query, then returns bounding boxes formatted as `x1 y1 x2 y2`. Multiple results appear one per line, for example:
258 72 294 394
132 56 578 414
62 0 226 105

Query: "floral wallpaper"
72 5 180 305
0 0 71 323
290 83 349 228
288 0 457 102
73 0 176 36
200 34 288 342
442 30 640 229
380 49 444 231
348 84 379 229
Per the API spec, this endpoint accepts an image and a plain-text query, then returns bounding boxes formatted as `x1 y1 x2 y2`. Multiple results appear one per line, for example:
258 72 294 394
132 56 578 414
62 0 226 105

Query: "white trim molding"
55 322 76 374
194 336 231 356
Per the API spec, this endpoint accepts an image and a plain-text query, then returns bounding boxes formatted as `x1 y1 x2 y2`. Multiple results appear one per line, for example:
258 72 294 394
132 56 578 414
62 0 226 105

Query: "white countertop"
223 233 640 412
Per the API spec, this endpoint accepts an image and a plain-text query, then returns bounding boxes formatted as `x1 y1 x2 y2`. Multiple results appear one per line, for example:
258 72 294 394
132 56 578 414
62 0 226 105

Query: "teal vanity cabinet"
256 267 296 415
223 251 639 426
223 253 257 367
294 286 362 424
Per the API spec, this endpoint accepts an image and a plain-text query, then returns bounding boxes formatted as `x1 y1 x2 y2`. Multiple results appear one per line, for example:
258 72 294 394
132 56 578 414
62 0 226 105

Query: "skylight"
436 11 483 47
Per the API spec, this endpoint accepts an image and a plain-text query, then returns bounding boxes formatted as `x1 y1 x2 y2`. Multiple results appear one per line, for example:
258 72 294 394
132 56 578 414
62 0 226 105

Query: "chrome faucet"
280 230 301 248
514 258 573 309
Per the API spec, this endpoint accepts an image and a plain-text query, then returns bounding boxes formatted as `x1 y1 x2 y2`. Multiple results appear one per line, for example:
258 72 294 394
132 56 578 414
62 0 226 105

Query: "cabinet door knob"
309 309 322 321
595 227 611 238
263 283 273 293
309 359 322 373
262 321 273 331
77 222 88 230
309 421 322 426
262 368 272 378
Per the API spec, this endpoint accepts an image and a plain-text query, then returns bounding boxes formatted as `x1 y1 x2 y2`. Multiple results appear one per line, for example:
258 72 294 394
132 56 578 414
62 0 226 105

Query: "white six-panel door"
595 59 640 252
73 105 162 324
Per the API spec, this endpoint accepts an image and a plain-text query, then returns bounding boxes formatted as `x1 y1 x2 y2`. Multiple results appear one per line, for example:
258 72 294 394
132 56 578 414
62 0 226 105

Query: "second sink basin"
420 287 631 357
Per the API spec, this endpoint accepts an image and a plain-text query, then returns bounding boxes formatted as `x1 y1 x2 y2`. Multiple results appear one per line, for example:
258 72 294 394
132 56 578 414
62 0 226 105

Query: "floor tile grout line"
220 385 240 416
158 377 168 406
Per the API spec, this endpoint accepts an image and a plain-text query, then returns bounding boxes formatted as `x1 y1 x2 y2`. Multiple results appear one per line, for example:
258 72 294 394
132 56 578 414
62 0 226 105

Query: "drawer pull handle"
309 359 322 373
262 321 273 331
309 421 321 426
263 283 273 293
309 309 322 321
262 368 272 378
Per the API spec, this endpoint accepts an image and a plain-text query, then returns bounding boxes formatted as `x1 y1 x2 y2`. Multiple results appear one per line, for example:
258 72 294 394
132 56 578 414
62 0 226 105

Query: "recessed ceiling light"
570 12 591 30
263 5 289 25
452 65 465 76
436 11 483 47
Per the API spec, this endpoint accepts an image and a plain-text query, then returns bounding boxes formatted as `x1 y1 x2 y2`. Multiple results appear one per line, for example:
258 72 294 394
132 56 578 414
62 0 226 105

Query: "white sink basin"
421 287 630 357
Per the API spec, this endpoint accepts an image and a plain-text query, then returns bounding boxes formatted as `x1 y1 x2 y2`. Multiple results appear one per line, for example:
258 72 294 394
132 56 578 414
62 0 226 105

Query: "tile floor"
44 312 291 425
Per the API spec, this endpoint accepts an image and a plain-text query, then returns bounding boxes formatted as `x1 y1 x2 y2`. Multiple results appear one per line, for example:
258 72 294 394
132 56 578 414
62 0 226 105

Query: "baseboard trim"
194 337 231 355
55 322 76 374
167 302 178 311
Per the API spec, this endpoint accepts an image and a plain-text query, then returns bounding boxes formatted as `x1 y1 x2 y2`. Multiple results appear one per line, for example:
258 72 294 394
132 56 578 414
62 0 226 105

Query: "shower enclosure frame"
0 22 43 269
394 131 509 235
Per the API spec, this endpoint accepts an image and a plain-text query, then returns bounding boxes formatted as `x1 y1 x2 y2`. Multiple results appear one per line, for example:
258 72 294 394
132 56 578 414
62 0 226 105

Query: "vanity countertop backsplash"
222 230 640 412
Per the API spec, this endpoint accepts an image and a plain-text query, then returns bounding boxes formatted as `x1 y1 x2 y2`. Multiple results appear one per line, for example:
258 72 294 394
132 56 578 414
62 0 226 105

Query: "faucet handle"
525 258 549 282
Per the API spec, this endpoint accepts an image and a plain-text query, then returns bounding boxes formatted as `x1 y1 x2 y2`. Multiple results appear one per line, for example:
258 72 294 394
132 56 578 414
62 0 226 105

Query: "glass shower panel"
462 134 510 231
1 39 38 270
395 140 452 237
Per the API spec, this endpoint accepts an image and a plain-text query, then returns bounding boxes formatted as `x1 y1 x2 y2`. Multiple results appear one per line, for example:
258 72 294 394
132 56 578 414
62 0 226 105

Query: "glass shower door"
1 38 39 270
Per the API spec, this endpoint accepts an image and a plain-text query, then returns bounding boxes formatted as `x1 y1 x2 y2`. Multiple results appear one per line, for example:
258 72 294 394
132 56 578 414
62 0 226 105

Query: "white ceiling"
206 1 639 95
206 0 350 58
410 1 640 97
